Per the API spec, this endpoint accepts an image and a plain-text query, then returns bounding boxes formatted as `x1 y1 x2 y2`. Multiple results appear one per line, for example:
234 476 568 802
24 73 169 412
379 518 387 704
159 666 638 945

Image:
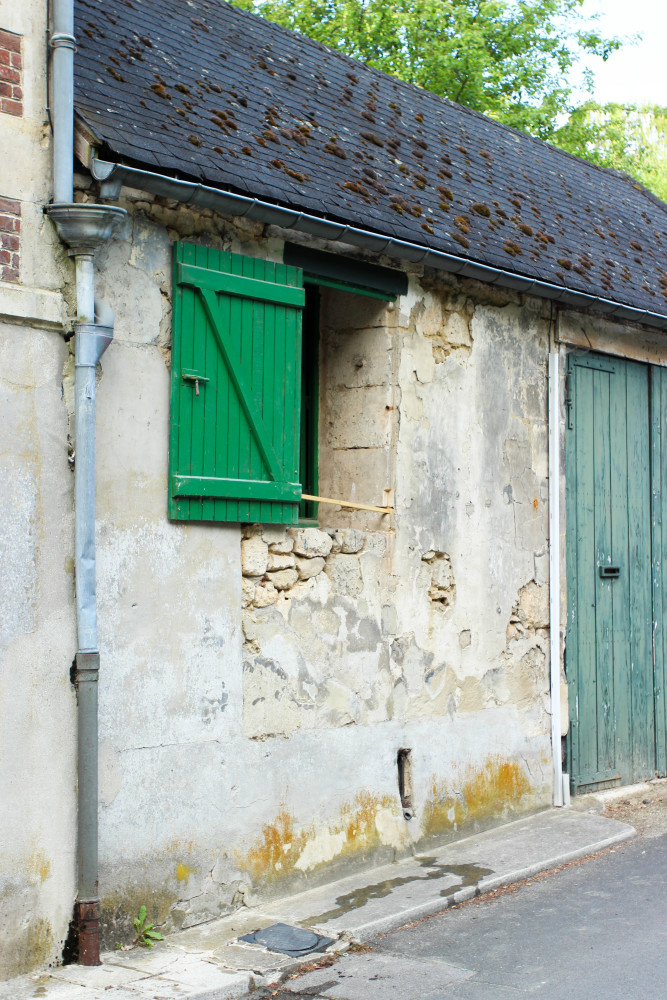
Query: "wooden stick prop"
301 493 393 514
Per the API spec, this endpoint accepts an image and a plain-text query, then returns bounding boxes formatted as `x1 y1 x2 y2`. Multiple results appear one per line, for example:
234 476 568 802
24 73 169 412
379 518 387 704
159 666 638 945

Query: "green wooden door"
566 353 656 792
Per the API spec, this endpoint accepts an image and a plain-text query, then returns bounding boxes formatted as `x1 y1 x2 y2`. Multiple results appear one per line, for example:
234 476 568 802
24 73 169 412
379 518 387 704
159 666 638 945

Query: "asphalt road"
256 830 667 1000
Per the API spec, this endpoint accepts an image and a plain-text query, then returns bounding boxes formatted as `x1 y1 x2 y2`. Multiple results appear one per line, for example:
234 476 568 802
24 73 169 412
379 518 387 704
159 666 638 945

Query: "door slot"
599 565 620 579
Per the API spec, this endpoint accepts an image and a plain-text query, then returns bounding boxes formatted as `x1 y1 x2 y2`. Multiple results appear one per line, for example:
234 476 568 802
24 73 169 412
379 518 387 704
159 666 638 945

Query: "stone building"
3 0 667 978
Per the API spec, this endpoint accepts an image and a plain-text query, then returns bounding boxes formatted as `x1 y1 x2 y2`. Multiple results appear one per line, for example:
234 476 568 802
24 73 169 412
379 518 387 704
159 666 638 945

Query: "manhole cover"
240 922 334 956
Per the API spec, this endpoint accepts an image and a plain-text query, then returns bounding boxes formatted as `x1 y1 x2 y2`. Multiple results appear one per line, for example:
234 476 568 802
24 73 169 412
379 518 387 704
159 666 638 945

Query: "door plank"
593 368 615 774
574 365 598 781
652 366 667 775
609 361 631 781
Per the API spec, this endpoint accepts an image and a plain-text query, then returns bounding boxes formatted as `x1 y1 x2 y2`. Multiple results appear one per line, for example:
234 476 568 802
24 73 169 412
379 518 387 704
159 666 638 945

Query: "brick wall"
0 197 21 281
0 28 22 117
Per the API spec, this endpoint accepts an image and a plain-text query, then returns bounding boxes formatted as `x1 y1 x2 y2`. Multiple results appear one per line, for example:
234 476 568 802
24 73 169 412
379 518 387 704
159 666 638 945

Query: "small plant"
132 905 163 949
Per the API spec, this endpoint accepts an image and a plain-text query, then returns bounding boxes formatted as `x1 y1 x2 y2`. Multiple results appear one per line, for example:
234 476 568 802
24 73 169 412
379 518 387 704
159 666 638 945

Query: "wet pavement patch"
240 922 335 957
303 858 494 926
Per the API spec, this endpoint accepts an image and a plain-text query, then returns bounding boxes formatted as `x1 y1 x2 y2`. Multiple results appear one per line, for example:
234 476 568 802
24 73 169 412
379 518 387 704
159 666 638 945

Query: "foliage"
132 905 164 949
231 0 623 140
555 103 667 202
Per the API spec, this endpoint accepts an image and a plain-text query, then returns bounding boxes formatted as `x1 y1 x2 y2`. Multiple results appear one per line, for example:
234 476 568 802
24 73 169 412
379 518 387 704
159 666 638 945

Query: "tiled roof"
74 0 667 317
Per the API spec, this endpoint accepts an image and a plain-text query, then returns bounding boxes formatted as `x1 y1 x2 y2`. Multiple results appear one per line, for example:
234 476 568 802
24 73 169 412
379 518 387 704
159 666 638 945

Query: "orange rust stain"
240 792 395 884
423 755 532 838
339 791 393 856
242 805 308 884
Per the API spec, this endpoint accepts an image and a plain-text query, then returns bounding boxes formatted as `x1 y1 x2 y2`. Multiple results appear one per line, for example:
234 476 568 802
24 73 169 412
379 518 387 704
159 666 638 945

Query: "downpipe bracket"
75 651 100 685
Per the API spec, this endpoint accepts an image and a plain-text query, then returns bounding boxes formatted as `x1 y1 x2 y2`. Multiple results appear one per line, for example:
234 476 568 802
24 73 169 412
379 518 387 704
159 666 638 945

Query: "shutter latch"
182 370 210 396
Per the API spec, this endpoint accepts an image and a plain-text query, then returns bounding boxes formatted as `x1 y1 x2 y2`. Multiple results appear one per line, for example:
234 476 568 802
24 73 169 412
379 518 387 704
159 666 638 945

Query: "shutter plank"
180 241 199 521
168 243 184 521
173 476 301 501
192 242 211 522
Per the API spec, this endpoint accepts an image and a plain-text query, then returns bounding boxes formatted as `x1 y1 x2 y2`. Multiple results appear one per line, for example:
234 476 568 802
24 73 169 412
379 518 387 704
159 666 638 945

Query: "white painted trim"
549 352 564 806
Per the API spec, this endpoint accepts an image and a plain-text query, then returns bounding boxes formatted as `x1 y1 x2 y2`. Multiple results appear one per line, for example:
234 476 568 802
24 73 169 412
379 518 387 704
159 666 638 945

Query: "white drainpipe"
549 352 564 806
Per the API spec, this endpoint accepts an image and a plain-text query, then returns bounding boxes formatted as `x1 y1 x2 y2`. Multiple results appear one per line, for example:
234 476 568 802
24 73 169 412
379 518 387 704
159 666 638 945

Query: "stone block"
295 555 325 580
269 536 294 554
253 581 278 607
325 553 363 597
266 568 299 590
321 324 394 389
317 447 389 531
327 528 342 554
337 528 365 553
288 527 333 558
241 535 268 576
241 577 255 608
262 525 293 552
325 385 393 449
267 552 296 571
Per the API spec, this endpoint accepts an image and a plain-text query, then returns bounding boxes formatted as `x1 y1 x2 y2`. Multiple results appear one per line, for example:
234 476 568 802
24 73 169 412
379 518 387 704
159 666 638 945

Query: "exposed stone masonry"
241 524 365 624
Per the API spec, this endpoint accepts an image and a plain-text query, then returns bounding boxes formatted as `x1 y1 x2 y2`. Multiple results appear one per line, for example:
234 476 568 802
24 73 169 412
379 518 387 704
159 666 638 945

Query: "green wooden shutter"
169 242 305 524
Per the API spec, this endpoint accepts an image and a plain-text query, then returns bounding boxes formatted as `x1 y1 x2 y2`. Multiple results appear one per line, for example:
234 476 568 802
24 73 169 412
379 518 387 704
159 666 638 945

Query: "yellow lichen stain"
0 917 54 979
175 862 197 884
27 851 51 882
423 755 532 838
240 791 396 884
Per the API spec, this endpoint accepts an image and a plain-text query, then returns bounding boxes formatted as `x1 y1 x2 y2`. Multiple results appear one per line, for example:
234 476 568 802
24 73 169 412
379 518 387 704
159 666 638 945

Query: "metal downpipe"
50 0 75 203
74 310 114 963
47 0 126 967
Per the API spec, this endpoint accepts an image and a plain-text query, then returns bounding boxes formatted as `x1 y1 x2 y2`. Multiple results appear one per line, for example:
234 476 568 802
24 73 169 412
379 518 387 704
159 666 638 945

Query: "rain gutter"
90 157 667 333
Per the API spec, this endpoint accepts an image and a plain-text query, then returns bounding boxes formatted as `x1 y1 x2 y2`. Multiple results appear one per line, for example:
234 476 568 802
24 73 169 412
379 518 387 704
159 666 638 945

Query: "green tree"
231 0 623 140
555 103 667 201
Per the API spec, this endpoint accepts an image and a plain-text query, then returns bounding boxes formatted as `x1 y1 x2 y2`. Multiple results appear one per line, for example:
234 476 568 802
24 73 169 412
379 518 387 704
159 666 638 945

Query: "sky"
580 0 667 107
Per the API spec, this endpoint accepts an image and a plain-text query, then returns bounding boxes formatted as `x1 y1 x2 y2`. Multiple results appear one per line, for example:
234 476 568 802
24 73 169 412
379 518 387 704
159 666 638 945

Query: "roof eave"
88 156 667 333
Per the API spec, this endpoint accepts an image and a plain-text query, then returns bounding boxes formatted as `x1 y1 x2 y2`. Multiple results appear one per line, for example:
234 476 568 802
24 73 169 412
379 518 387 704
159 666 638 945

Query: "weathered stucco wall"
1 125 554 971
0 0 78 980
66 186 555 946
